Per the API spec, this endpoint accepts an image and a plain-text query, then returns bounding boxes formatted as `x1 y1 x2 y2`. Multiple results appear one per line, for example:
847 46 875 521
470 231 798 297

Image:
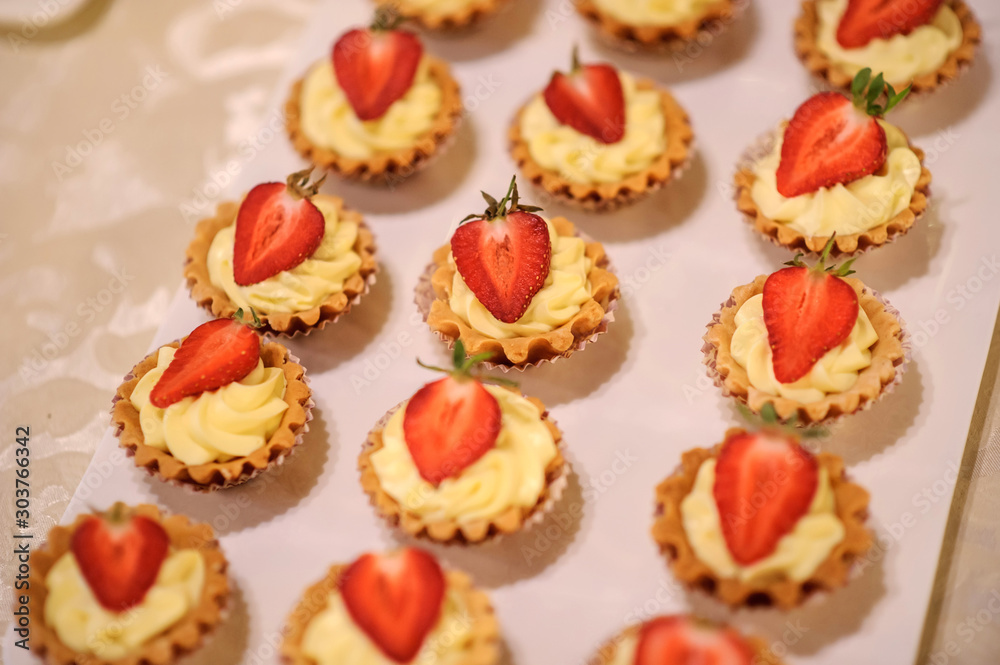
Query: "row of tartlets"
26 1 982 664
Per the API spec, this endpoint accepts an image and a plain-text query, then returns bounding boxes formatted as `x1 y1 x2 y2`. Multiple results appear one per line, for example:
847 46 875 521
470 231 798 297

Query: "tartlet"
112 320 313 491
794 0 981 96
27 503 229 665
281 548 499 665
652 429 872 609
510 56 694 211
372 0 512 30
360 348 566 544
575 0 744 52
185 175 378 337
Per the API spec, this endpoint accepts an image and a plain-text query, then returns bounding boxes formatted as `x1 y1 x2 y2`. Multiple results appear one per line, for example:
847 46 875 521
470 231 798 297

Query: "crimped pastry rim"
26 503 230 665
509 77 695 212
423 216 620 368
280 566 500 665
373 0 511 30
793 0 982 96
702 274 907 425
358 389 567 544
111 340 313 491
590 618 783 665
651 431 873 610
734 124 932 256
285 55 464 183
575 0 743 51
184 194 378 337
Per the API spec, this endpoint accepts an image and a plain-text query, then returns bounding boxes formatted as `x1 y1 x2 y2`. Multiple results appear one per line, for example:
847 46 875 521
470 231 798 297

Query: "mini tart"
285 55 464 184
373 0 511 30
509 79 694 211
651 433 872 609
590 617 782 665
424 217 619 368
281 565 499 665
794 0 981 96
27 503 229 665
184 196 378 336
359 390 566 544
575 0 741 51
734 126 932 256
112 340 312 491
703 274 906 424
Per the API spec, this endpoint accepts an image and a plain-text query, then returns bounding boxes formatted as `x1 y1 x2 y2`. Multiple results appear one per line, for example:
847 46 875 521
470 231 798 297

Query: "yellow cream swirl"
730 294 878 403
299 57 442 159
44 550 205 660
370 385 557 523
751 120 921 237
591 0 721 26
681 458 845 582
519 71 666 185
448 217 592 339
816 0 963 84
207 195 363 314
394 0 479 16
129 346 288 465
302 586 473 665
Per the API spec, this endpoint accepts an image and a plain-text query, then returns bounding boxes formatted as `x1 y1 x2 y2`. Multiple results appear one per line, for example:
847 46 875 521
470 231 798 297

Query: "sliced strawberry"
333 23 422 122
712 431 819 566
340 548 446 663
837 0 944 49
635 616 756 665
71 508 170 612
233 169 326 286
543 49 624 144
149 317 260 408
403 375 501 485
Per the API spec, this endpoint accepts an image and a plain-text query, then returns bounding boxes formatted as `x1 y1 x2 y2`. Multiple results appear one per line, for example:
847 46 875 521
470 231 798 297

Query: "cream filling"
609 633 638 665
447 217 592 339
519 71 666 185
729 293 878 404
129 346 288 465
302 586 474 665
591 0 721 26
44 550 205 660
207 194 363 314
816 0 963 84
371 385 557 523
750 119 921 237
393 0 481 16
681 459 844 582
299 56 442 159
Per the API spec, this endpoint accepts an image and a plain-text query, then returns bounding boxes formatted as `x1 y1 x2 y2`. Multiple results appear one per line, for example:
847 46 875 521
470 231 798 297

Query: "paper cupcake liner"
111 343 315 493
734 127 931 257
359 394 569 546
702 285 910 427
373 0 513 32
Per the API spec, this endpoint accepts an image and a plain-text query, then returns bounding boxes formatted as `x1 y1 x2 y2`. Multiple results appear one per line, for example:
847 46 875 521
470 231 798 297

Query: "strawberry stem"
460 176 543 224
738 403 829 437
850 68 911 117
285 167 326 200
371 5 404 31
416 340 518 387
784 234 856 277
234 307 263 328
570 44 581 72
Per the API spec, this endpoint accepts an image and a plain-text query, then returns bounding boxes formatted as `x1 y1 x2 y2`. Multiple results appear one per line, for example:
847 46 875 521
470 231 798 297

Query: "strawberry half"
340 548 446 663
543 47 625 144
775 69 910 198
451 176 552 324
837 0 944 49
149 313 261 408
762 237 860 384
404 342 506 485
332 9 423 122
712 431 819 566
70 506 170 612
635 616 756 665
233 168 326 286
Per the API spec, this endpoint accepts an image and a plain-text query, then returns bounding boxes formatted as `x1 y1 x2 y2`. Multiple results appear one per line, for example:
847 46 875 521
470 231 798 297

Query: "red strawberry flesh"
712 432 819 566
71 513 170 612
403 375 502 485
543 63 625 144
340 548 446 663
776 91 887 198
837 0 944 49
451 210 552 324
763 266 859 384
333 28 423 121
149 318 260 408
635 616 755 665
233 182 325 286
